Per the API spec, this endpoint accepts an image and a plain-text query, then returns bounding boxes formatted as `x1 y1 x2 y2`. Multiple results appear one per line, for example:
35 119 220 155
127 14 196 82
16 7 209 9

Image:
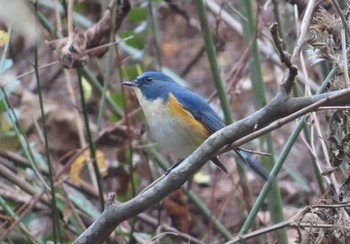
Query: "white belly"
148 113 198 158
136 90 199 158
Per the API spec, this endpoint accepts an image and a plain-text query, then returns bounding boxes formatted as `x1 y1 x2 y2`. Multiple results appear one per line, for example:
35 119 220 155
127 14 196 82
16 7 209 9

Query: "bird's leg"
165 158 184 175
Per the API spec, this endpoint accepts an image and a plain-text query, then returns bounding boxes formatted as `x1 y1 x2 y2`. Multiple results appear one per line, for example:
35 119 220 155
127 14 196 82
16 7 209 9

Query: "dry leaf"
47 0 131 68
161 40 180 57
70 150 107 183
163 189 191 233
95 124 130 148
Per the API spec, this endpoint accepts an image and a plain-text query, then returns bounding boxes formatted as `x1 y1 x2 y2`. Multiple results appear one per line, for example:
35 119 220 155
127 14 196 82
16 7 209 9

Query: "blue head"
123 71 178 102
123 71 226 132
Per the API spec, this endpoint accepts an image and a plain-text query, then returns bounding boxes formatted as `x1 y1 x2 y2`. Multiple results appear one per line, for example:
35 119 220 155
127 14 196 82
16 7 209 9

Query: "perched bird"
123 71 265 177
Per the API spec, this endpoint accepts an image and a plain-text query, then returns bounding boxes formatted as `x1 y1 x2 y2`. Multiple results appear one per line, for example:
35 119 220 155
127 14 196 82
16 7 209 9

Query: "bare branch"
270 22 298 94
291 0 316 63
73 87 350 243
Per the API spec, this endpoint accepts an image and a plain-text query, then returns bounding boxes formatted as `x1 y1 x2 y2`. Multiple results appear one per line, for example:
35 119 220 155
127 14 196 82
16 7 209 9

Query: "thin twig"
270 22 298 94
148 1 162 70
0 191 45 243
270 23 292 68
291 0 316 63
341 29 350 86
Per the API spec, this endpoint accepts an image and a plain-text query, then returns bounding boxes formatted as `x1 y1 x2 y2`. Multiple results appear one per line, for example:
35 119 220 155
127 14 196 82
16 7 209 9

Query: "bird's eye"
145 76 153 82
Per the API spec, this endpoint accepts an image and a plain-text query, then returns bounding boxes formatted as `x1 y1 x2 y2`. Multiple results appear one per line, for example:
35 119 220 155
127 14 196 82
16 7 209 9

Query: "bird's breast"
135 90 211 158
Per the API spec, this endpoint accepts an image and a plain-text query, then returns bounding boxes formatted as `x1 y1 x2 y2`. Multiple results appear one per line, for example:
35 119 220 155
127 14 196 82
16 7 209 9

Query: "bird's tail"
234 149 269 180
211 151 270 180
211 157 228 175
211 149 269 180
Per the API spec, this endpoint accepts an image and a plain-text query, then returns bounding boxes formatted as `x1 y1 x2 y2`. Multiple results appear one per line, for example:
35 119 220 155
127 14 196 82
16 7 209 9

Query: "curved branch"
73 87 350 243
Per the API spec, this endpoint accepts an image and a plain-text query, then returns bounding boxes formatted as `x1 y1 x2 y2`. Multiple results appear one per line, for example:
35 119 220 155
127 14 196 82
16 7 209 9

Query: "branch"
221 89 350 154
228 201 350 243
73 85 350 243
270 23 298 94
291 0 316 63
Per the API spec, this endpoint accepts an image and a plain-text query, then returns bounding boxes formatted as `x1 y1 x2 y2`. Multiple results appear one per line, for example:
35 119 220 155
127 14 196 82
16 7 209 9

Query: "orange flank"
168 93 211 139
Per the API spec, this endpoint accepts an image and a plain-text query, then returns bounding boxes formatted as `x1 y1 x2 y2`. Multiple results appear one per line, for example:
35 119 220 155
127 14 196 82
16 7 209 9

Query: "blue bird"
123 71 265 176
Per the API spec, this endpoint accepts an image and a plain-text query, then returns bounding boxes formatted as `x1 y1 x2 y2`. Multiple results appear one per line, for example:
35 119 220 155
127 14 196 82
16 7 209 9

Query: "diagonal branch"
73 86 350 243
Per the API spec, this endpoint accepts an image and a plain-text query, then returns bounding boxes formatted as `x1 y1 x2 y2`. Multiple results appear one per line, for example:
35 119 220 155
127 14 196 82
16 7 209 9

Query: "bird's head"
123 71 176 101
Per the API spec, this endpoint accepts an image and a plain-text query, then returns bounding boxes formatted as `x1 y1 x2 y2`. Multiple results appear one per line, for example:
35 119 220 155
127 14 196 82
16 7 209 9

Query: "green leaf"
0 100 5 111
120 31 146 50
127 6 148 23
74 2 85 12
122 65 140 80
111 92 126 108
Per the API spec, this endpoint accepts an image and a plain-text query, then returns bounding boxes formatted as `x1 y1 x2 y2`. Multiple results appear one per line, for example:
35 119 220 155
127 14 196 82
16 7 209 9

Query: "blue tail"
235 149 269 180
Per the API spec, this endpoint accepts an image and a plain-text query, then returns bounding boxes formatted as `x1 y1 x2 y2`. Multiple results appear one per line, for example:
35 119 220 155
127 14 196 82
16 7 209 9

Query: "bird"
123 71 266 177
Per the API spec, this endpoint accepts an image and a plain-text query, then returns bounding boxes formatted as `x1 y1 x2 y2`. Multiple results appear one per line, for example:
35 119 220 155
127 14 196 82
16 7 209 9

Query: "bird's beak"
122 81 137 87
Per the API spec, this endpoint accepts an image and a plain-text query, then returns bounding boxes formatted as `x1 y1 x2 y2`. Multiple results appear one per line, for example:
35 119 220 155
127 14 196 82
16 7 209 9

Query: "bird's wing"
170 86 268 179
171 88 225 133
170 87 228 175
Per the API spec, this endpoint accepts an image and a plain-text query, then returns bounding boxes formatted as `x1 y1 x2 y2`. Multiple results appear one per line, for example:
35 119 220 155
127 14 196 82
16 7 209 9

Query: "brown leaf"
163 189 191 233
95 124 130 148
46 34 88 69
47 0 131 68
18 90 81 159
104 167 130 197
327 110 350 167
161 40 180 57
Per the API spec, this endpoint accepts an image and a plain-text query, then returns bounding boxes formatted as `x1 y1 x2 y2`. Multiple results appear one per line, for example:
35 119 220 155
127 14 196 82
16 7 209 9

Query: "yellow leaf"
136 64 142 76
0 112 11 131
193 171 210 185
70 150 108 183
70 151 88 183
96 150 107 177
0 30 9 47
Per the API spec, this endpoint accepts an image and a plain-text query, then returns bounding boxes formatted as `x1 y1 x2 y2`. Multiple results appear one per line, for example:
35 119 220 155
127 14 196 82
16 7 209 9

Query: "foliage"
0 0 350 243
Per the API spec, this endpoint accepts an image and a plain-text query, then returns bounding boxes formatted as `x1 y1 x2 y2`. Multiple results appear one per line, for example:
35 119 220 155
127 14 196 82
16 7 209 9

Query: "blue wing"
169 84 268 179
170 85 225 133
170 85 228 174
